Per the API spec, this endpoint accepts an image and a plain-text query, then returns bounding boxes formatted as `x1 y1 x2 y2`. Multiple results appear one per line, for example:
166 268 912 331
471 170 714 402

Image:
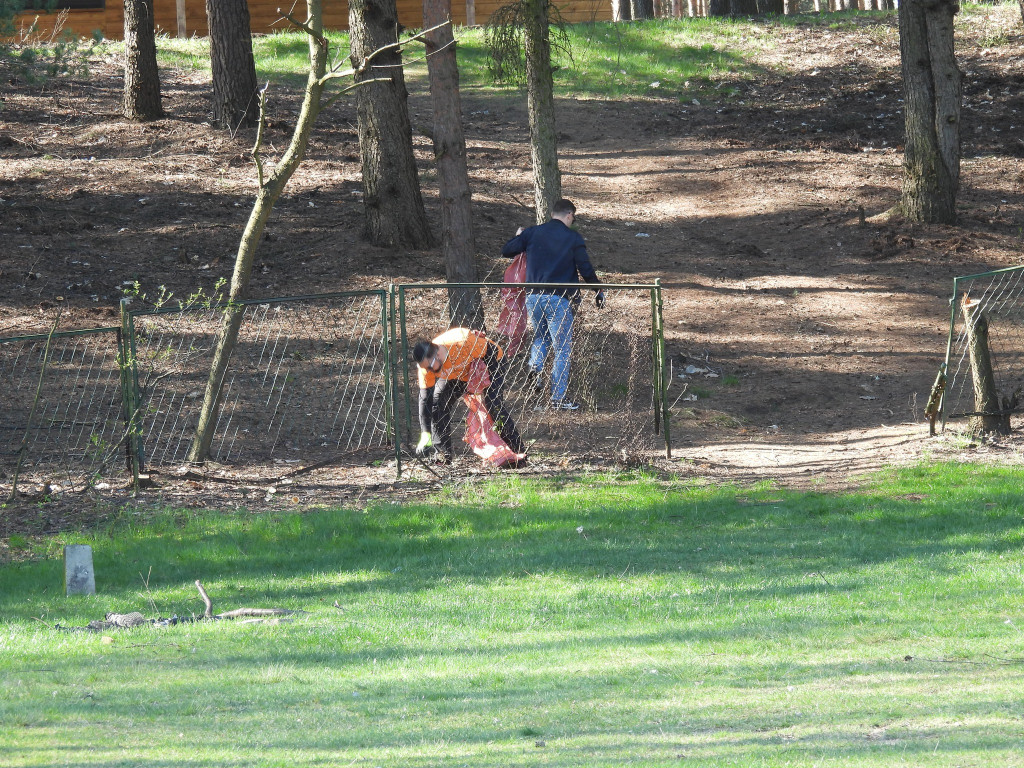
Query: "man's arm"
418 386 434 434
572 239 601 285
572 238 605 306
501 227 530 257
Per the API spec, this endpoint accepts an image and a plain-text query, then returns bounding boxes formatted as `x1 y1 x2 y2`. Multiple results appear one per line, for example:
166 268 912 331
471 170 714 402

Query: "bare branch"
195 580 214 618
251 83 270 189
371 37 458 70
278 6 326 45
319 77 392 111
351 21 450 76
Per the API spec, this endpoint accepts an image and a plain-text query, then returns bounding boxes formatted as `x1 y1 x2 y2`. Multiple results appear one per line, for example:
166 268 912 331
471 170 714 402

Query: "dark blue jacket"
501 219 600 298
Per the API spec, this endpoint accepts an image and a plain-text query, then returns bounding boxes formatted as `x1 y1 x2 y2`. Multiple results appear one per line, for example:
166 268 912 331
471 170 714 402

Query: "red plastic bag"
466 358 491 394
462 393 524 468
496 252 527 356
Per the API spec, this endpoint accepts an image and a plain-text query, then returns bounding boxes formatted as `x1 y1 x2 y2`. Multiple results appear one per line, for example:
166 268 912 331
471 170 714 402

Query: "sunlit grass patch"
3 464 1024 766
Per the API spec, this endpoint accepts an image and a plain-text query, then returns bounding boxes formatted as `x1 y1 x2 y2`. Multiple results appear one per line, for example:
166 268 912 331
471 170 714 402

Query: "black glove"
595 290 606 309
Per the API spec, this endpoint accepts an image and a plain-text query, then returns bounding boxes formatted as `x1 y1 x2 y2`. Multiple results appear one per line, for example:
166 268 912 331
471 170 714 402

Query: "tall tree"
707 0 729 15
423 0 482 327
207 0 259 129
486 0 569 222
898 0 961 223
612 0 632 21
349 0 434 248
523 0 561 222
122 0 163 120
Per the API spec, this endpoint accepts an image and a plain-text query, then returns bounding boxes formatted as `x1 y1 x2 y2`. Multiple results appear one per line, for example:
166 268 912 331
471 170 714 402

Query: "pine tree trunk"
612 0 633 21
349 0 434 248
123 0 163 120
898 0 961 224
524 0 561 223
207 0 259 130
707 0 729 15
423 0 483 328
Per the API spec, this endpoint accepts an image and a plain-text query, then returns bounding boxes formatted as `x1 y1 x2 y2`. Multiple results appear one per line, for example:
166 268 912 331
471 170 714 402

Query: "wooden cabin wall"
14 0 611 40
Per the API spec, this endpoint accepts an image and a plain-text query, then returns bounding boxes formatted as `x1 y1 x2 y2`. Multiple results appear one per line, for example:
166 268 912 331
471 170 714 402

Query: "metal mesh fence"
3 283 667 494
395 282 668 471
940 265 1024 432
129 292 393 468
1 327 130 492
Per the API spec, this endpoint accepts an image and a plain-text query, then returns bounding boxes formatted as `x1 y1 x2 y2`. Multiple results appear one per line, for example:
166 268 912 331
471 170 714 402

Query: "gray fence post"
65 544 96 595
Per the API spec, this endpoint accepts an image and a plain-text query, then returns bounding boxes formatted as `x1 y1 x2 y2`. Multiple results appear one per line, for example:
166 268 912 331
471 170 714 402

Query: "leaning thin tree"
188 1 444 462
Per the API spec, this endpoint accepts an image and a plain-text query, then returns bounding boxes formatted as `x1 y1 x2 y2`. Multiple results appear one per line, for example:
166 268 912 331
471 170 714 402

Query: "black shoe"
551 399 581 411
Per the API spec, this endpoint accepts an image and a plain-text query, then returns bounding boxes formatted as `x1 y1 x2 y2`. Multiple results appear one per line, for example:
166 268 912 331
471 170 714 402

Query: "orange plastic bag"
496 252 527 356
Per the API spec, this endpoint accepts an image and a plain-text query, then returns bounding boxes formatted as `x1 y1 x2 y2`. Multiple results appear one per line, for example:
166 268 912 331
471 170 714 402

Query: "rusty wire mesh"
130 292 393 468
941 266 1024 432
0 327 130 493
395 282 667 470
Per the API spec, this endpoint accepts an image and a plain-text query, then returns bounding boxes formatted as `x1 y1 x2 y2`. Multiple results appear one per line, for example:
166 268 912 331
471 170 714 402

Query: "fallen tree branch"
54 581 308 632
195 579 213 618
194 580 308 619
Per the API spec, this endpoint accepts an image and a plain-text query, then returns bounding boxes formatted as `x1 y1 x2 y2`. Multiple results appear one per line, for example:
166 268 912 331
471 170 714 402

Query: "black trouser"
422 344 524 456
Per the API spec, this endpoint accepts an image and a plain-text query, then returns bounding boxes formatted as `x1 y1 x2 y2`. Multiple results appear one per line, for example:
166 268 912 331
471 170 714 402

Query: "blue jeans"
525 293 574 401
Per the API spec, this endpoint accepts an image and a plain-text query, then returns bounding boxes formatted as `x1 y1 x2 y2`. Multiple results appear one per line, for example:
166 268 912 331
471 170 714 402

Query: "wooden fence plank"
13 0 611 40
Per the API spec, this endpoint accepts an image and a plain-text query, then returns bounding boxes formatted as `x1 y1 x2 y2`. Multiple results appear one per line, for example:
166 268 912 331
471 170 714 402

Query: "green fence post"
940 278 962 433
654 280 671 458
398 286 413 454
388 285 402 479
118 299 141 490
650 285 662 436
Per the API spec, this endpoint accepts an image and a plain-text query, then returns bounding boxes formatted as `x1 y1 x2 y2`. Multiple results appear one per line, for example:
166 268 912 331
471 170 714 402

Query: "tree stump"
963 298 1010 436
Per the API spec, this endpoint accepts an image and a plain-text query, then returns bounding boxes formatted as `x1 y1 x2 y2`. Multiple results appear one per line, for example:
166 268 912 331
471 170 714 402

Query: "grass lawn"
154 15 803 100
149 6 1011 107
2 463 1023 766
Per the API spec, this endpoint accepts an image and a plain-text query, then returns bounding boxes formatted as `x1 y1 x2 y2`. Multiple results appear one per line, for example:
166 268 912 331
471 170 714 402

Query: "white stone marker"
65 545 96 595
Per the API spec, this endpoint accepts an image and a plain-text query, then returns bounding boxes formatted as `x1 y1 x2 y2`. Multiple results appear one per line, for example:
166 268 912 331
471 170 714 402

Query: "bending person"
412 328 524 463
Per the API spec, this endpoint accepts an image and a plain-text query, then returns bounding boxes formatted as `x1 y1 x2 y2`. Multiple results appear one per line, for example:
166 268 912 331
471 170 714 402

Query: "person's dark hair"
552 199 576 216
412 341 437 365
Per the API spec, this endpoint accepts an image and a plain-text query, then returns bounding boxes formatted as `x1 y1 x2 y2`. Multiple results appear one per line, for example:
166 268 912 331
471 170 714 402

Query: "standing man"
412 328 524 463
501 198 605 411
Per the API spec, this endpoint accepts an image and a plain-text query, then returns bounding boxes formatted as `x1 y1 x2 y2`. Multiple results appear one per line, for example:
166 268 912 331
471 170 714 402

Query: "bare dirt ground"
2 9 1024 536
